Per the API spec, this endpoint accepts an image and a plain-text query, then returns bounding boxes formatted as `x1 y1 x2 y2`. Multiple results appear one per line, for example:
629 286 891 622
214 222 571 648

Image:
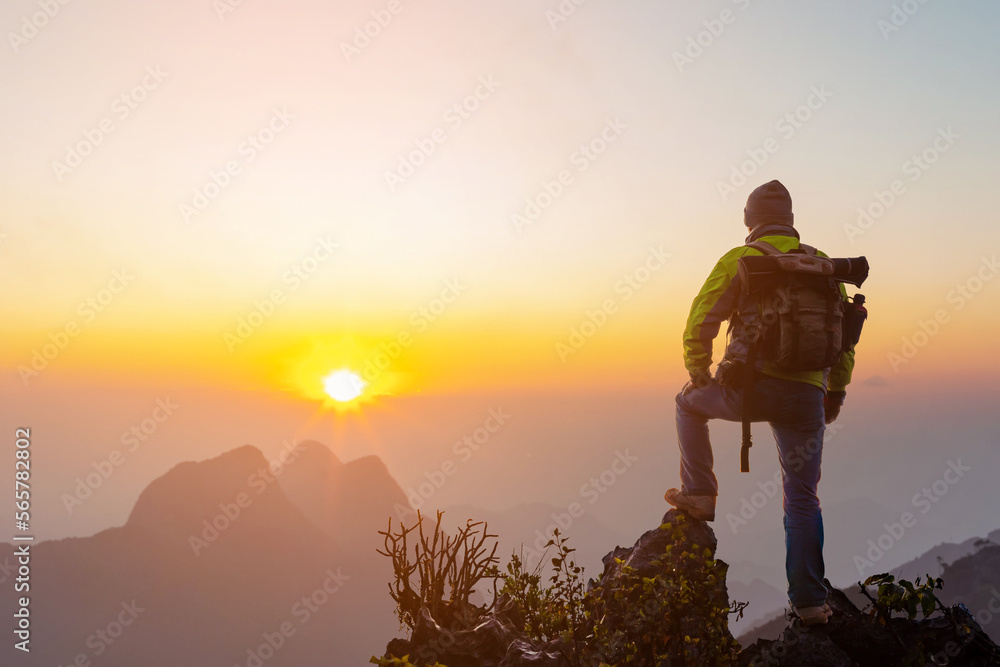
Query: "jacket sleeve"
682 250 741 376
828 281 856 392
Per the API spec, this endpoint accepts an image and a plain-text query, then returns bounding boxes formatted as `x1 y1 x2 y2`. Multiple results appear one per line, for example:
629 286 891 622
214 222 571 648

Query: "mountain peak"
126 444 295 533
290 439 344 468
343 454 391 475
277 446 409 546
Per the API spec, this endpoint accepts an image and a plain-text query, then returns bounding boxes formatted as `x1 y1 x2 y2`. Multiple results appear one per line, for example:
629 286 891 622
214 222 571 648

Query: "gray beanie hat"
744 180 794 228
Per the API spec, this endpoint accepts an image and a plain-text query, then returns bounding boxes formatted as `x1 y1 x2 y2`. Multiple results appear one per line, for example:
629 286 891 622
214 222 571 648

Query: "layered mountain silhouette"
277 440 410 553
2 442 404 667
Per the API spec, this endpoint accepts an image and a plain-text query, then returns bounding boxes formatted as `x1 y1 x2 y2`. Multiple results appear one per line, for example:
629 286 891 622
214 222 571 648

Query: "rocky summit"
738 584 1000 667
377 509 1000 666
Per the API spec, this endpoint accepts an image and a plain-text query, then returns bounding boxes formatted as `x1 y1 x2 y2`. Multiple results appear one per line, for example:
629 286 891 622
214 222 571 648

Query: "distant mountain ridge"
2 442 405 667
277 440 410 551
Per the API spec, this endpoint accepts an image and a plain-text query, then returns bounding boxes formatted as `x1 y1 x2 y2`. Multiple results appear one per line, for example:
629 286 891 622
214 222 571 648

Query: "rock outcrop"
377 510 738 666
739 585 1000 667
382 601 564 667
376 510 1000 666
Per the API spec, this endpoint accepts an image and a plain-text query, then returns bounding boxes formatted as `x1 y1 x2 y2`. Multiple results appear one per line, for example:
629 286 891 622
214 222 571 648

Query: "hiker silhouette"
665 179 868 624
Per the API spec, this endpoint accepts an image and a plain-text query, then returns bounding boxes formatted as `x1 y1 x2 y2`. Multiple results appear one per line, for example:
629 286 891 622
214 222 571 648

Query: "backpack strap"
747 240 818 256
741 339 756 473
739 241 775 472
746 241 781 256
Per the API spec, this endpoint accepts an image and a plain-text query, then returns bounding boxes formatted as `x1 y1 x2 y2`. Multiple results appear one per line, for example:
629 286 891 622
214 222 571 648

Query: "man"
664 180 854 626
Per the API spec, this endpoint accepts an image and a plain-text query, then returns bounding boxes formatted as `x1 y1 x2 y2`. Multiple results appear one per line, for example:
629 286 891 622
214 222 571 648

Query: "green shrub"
582 516 741 666
499 528 587 660
860 573 944 621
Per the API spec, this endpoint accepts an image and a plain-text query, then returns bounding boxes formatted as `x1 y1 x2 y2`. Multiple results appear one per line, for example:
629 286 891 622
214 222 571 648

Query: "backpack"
734 240 869 472
737 241 847 372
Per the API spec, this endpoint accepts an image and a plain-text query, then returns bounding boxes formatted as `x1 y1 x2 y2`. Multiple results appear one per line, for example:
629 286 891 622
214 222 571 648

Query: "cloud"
862 375 889 388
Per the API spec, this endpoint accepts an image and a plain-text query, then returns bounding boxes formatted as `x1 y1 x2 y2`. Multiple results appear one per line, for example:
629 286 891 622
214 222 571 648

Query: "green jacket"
682 232 855 392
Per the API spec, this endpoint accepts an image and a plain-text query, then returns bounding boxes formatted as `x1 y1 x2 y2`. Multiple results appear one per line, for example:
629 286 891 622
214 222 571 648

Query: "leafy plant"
583 515 741 666
856 573 950 665
499 528 587 653
498 549 547 638
547 530 587 647
859 573 944 622
503 515 740 666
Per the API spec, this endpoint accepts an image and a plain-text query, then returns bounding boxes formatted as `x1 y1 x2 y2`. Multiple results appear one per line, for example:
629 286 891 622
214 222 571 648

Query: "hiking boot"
664 488 716 521
794 602 833 626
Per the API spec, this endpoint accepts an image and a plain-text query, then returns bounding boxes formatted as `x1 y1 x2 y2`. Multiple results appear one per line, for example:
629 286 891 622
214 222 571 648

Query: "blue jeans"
675 375 828 608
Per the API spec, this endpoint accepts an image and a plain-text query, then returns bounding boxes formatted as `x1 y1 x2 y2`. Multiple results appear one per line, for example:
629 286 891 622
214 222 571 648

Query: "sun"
281 337 404 410
322 369 366 402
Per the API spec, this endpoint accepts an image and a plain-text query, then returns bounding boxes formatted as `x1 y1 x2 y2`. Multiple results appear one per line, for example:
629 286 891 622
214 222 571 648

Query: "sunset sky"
1 8 999 607
4 0 999 402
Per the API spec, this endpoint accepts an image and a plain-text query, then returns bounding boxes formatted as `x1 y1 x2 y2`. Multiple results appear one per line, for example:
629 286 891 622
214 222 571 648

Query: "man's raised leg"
673 382 742 497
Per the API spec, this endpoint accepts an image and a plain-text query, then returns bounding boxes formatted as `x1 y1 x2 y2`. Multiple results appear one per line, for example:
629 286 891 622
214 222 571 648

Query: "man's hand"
824 390 846 424
682 369 714 396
